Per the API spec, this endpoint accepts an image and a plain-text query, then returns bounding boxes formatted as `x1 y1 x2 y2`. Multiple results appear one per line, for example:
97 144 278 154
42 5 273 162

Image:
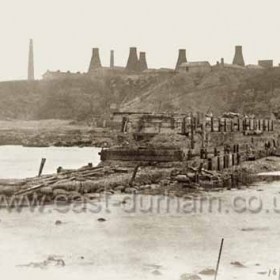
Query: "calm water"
0 145 101 179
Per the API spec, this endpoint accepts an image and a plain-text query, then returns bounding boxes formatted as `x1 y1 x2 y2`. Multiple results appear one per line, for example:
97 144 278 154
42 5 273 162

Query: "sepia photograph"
0 0 280 279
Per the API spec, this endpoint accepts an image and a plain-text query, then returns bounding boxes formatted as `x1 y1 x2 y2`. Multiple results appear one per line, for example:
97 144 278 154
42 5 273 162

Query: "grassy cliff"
0 68 279 121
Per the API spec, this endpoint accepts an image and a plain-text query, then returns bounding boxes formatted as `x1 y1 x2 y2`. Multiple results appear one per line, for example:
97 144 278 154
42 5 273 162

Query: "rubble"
180 273 201 280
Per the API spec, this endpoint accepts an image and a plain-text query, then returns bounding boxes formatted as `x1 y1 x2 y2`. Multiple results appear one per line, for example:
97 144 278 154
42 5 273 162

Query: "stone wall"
100 148 183 162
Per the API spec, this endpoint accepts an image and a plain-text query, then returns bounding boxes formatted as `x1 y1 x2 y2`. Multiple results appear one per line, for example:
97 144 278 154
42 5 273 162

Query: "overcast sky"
0 0 279 80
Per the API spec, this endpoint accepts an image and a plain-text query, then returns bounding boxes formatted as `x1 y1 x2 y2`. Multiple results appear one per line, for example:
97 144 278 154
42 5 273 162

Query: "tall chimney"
88 48 102 73
126 47 139 72
139 52 148 72
110 50 114 68
175 49 187 70
232 45 245 66
28 39 34 80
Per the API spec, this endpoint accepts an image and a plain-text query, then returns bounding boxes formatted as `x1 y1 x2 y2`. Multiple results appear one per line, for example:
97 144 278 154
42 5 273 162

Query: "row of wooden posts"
199 144 276 171
184 117 274 134
207 153 241 171
200 144 240 159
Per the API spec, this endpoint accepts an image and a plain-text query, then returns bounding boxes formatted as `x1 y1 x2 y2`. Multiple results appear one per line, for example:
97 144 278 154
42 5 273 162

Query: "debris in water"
199 268 216 275
180 273 201 280
230 261 246 268
143 263 162 270
97 218 106 222
241 227 269 232
17 255 65 269
55 220 62 225
152 270 162 276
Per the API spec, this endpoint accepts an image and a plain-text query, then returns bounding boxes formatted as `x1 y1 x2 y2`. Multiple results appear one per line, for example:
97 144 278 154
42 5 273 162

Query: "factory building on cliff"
41 43 279 80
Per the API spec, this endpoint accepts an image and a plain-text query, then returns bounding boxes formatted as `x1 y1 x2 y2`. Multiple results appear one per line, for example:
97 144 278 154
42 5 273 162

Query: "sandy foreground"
0 178 280 280
0 146 279 280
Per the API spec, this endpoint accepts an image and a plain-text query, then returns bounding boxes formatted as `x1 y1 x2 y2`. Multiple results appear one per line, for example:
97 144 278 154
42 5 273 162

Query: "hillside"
0 68 280 121
121 68 280 117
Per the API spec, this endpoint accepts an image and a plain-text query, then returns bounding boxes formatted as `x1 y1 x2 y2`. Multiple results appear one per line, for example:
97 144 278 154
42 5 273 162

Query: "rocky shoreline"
0 156 279 208
0 120 118 148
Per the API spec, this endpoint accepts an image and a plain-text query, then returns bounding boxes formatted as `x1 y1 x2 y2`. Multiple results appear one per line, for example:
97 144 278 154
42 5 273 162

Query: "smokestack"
126 47 139 72
175 49 187 70
88 48 102 73
110 50 114 68
139 52 148 72
232 45 245 66
28 39 34 80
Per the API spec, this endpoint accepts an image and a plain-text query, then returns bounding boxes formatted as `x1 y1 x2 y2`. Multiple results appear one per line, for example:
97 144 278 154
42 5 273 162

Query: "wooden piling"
200 148 204 159
217 156 221 171
190 116 194 149
204 148 208 159
237 153 240 165
214 148 218 157
208 158 212 170
223 155 226 169
38 158 46 177
214 238 224 280
129 164 140 187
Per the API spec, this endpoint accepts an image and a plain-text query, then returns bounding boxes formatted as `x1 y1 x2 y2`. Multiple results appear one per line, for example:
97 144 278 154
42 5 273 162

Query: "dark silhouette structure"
110 50 114 68
175 49 187 70
126 47 139 72
139 52 148 71
232 46 245 66
258 60 273 68
88 48 102 73
28 39 34 80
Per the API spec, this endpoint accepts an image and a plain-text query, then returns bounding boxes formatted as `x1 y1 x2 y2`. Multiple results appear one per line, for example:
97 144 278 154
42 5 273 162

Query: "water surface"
0 145 101 179
0 146 279 280
0 181 280 280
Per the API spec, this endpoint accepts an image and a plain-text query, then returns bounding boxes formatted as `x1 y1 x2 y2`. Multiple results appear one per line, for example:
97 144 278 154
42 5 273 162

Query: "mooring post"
208 158 212 170
214 238 224 280
38 158 46 177
217 156 221 171
129 164 140 187
190 116 195 149
214 147 218 157
200 148 204 159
